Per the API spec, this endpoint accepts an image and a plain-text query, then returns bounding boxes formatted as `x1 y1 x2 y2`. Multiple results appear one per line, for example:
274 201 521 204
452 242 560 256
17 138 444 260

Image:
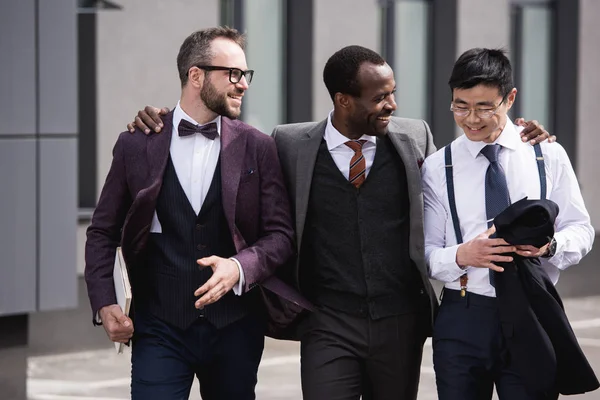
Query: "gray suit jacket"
272 116 439 332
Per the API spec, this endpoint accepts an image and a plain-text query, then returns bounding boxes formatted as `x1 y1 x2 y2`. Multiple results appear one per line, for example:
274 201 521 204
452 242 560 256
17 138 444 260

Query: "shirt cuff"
429 245 468 283
230 257 245 296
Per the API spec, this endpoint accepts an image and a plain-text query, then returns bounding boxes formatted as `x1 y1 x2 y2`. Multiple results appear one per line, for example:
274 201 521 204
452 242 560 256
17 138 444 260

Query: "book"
113 247 132 354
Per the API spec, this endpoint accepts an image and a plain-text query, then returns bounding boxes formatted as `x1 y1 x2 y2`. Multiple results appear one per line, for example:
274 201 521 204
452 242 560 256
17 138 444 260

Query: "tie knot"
480 144 502 163
345 140 367 153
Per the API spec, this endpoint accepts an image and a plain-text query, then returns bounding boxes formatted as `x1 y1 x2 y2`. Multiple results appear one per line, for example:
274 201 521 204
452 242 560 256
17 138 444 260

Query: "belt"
441 288 497 308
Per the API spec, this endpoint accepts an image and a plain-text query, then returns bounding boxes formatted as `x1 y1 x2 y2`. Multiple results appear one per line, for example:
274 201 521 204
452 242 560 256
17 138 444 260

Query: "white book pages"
113 247 132 354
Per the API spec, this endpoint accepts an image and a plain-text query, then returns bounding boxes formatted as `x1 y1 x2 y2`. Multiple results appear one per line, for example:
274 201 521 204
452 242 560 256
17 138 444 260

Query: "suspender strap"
444 145 463 244
534 143 546 199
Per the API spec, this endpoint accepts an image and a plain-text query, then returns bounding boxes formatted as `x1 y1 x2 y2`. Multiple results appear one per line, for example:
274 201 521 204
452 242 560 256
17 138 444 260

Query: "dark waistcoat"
136 157 257 330
300 137 424 319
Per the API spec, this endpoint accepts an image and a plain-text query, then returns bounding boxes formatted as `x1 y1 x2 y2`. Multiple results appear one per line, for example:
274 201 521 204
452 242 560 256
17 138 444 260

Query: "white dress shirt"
324 111 377 180
150 103 244 295
422 119 594 297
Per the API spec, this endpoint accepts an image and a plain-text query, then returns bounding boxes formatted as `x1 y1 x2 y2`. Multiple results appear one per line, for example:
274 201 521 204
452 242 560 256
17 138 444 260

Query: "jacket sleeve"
233 137 295 292
84 134 132 323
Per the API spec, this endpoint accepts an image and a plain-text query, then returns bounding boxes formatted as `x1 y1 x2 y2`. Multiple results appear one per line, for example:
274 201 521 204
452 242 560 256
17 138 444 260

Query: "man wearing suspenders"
421 48 594 400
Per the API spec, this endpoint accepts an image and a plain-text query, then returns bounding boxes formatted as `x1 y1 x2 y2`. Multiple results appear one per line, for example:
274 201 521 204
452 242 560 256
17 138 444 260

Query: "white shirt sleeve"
229 257 245 295
422 158 468 283
545 144 594 270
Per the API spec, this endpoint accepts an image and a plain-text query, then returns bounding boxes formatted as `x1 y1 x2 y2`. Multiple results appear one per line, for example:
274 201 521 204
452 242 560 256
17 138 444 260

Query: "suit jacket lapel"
295 119 326 252
387 131 422 197
387 128 427 277
220 117 247 244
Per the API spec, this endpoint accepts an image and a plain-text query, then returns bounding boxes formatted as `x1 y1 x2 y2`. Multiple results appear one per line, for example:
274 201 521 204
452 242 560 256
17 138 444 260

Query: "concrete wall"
312 0 381 120
577 0 600 228
95 0 220 194
456 0 511 52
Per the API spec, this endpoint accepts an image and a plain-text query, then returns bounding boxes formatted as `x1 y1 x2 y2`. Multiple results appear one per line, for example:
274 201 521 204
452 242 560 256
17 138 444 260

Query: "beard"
200 77 242 120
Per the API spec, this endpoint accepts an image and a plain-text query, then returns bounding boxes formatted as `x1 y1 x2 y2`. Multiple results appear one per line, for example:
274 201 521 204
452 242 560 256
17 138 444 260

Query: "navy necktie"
178 119 218 140
480 144 511 286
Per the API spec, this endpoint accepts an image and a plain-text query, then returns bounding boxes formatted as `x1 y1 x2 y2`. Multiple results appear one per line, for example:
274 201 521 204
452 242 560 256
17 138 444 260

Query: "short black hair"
448 48 514 98
177 26 246 87
323 45 386 101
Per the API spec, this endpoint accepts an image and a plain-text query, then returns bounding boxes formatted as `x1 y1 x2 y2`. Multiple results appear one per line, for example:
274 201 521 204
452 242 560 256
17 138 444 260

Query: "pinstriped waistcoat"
137 156 258 330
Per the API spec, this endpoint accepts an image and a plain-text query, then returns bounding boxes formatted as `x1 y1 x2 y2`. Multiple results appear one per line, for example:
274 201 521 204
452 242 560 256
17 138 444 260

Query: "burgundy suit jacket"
85 112 305 337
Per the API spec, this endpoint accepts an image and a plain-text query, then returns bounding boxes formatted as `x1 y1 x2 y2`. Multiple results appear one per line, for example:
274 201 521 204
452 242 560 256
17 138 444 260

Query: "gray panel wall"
0 141 37 315
39 139 78 310
0 0 78 316
0 0 36 136
577 0 600 229
38 0 78 135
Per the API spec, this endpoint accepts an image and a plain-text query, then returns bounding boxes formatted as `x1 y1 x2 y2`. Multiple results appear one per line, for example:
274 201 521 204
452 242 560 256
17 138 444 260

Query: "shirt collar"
324 110 377 151
173 101 222 137
464 117 523 158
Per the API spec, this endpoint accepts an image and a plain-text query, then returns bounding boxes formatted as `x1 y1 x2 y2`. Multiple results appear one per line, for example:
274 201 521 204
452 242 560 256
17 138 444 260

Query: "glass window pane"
394 1 430 121
517 5 553 130
244 0 284 133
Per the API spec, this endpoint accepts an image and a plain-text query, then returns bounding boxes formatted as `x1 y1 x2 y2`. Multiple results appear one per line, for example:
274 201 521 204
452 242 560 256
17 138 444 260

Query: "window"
381 0 432 121
221 0 286 132
511 1 555 132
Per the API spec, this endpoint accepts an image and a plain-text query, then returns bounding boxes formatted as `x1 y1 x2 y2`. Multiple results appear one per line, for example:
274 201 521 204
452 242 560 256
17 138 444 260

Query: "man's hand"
98 304 134 343
126 106 170 134
455 226 516 272
194 256 241 309
515 118 557 145
515 243 550 258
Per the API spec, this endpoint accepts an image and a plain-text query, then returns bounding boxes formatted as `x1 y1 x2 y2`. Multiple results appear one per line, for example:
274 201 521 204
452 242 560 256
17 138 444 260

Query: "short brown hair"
177 26 246 86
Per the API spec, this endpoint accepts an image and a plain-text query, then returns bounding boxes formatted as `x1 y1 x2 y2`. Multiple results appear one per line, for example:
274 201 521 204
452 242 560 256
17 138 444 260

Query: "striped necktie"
345 140 368 188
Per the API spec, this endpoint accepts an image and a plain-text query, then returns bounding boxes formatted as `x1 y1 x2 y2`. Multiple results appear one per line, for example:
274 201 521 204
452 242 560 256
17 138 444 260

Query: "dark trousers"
130 310 265 400
433 289 558 400
300 306 426 400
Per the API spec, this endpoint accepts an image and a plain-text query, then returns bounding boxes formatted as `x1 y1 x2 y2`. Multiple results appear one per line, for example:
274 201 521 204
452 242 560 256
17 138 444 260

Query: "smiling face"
452 84 516 143
345 62 397 137
199 38 249 119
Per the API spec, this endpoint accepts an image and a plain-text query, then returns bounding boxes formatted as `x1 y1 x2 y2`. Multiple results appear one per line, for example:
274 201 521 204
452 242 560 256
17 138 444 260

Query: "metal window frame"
511 0 579 166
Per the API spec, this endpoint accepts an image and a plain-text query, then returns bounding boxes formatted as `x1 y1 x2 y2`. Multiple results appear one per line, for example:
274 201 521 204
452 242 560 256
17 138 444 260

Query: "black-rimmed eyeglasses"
194 65 254 85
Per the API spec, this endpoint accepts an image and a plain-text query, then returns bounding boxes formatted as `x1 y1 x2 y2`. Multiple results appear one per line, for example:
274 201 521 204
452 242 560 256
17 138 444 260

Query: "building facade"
1 0 599 398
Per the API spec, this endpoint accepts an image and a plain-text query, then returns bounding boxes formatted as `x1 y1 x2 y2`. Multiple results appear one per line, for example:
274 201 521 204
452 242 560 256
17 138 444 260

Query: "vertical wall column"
576 0 600 228
286 0 313 123
430 0 457 146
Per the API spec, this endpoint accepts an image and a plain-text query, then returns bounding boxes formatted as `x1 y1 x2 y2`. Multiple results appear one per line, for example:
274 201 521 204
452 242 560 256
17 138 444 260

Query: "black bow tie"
178 119 218 140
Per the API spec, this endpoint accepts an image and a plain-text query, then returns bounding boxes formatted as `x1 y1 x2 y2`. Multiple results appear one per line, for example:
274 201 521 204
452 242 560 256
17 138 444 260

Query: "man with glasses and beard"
84 27 295 399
